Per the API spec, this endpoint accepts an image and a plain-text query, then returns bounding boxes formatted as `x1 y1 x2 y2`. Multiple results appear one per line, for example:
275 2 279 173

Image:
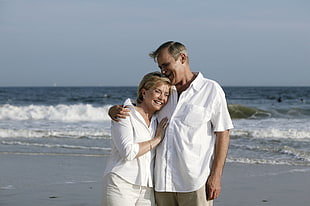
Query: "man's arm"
206 130 230 200
108 105 130 122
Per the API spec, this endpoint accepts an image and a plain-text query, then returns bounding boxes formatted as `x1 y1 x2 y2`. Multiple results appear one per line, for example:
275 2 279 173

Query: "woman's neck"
135 104 154 127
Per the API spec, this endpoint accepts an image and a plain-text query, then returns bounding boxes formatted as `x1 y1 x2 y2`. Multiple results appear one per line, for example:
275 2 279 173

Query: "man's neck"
176 72 197 95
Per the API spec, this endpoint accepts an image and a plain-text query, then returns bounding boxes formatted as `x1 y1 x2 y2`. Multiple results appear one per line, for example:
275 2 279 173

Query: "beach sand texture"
1 153 309 206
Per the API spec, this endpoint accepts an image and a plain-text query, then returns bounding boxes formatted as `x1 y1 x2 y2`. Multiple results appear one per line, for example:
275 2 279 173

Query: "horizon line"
1 85 310 88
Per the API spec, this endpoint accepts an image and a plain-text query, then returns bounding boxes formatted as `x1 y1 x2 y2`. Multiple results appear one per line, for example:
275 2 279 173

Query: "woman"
102 72 171 206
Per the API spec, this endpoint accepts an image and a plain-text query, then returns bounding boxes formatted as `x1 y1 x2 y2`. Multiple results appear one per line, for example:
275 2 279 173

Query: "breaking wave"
228 104 310 119
1 103 309 121
0 104 112 121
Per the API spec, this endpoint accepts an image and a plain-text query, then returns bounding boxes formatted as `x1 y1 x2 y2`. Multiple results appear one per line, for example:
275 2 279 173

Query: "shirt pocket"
182 104 211 126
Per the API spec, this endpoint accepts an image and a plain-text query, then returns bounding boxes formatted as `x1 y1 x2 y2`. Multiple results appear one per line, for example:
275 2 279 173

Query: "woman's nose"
158 92 165 100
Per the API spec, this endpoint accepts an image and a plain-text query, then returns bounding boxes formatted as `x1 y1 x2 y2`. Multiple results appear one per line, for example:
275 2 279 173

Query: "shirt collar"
123 98 158 122
191 72 205 91
170 72 204 95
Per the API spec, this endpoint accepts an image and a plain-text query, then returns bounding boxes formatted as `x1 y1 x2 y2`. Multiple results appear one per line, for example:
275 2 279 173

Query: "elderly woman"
102 72 172 206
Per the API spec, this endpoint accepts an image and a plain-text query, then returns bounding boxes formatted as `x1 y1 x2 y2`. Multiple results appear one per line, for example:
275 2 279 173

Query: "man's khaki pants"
155 185 213 206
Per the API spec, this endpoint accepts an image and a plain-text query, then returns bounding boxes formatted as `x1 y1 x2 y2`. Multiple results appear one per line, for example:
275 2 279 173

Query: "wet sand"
1 153 309 206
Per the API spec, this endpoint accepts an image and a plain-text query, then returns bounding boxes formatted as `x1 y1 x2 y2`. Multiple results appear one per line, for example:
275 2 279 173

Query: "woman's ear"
141 88 146 99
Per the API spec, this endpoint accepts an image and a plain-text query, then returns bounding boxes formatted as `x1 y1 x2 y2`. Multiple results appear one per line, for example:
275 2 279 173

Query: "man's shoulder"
196 73 223 91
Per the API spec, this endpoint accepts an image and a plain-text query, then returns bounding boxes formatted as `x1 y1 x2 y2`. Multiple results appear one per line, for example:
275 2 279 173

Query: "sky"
0 0 309 87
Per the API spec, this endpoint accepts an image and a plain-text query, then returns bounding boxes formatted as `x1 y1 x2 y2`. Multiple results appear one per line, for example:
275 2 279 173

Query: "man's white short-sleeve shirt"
155 72 234 192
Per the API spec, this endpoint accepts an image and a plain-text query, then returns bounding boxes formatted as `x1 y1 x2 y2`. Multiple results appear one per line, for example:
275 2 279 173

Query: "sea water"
0 86 309 166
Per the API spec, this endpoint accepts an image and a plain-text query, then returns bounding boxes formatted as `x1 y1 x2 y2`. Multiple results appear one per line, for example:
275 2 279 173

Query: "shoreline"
1 153 309 206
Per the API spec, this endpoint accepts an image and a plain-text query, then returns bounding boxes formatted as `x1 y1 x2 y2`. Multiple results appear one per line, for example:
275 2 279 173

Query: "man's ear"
180 53 187 64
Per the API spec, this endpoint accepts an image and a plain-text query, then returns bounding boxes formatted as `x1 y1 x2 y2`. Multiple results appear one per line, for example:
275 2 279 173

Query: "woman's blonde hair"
136 72 171 104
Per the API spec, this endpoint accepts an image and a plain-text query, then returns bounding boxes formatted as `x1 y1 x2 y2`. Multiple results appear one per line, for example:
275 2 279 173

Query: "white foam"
1 140 111 151
0 128 111 139
48 180 97 186
232 118 310 139
0 104 112 121
227 157 310 166
0 185 16 190
231 128 310 140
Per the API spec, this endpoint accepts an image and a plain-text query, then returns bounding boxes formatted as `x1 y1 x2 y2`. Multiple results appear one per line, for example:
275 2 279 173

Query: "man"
109 41 233 206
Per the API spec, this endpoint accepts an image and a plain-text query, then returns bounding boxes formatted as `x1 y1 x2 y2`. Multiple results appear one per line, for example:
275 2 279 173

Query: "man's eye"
160 63 169 69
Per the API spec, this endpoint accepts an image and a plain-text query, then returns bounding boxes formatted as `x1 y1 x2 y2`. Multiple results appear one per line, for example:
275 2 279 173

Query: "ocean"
0 86 309 166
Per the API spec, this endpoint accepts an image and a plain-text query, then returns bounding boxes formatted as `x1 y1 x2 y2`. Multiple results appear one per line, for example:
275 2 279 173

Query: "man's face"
156 48 184 85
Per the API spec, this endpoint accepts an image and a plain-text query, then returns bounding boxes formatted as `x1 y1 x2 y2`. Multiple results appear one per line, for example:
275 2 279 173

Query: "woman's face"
142 83 170 112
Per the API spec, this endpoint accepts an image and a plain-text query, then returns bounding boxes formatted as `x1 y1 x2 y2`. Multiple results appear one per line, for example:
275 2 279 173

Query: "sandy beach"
1 153 309 206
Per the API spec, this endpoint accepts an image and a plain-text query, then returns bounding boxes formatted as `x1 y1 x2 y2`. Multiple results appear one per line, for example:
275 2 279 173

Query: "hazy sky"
1 0 309 87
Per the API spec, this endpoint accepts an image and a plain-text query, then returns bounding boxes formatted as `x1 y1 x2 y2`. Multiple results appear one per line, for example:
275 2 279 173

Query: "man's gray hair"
149 41 188 62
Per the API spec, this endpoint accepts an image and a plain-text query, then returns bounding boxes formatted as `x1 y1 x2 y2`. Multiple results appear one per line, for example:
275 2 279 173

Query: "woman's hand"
135 117 169 158
154 117 169 142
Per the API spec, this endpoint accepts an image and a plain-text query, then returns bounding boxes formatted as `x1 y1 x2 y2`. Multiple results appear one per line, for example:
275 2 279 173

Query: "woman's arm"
111 116 168 161
135 117 168 158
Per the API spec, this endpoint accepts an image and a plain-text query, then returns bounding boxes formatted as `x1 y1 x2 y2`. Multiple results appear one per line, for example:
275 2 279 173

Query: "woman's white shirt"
103 98 157 187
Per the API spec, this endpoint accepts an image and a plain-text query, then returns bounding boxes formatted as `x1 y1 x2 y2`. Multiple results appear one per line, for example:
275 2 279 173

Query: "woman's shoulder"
123 98 135 108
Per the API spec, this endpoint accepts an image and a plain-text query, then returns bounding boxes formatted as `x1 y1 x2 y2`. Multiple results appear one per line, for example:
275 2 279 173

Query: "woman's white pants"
102 173 155 206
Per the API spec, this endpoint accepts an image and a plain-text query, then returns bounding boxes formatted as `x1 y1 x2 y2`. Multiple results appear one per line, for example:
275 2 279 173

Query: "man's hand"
206 130 230 200
206 174 221 200
108 105 130 122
